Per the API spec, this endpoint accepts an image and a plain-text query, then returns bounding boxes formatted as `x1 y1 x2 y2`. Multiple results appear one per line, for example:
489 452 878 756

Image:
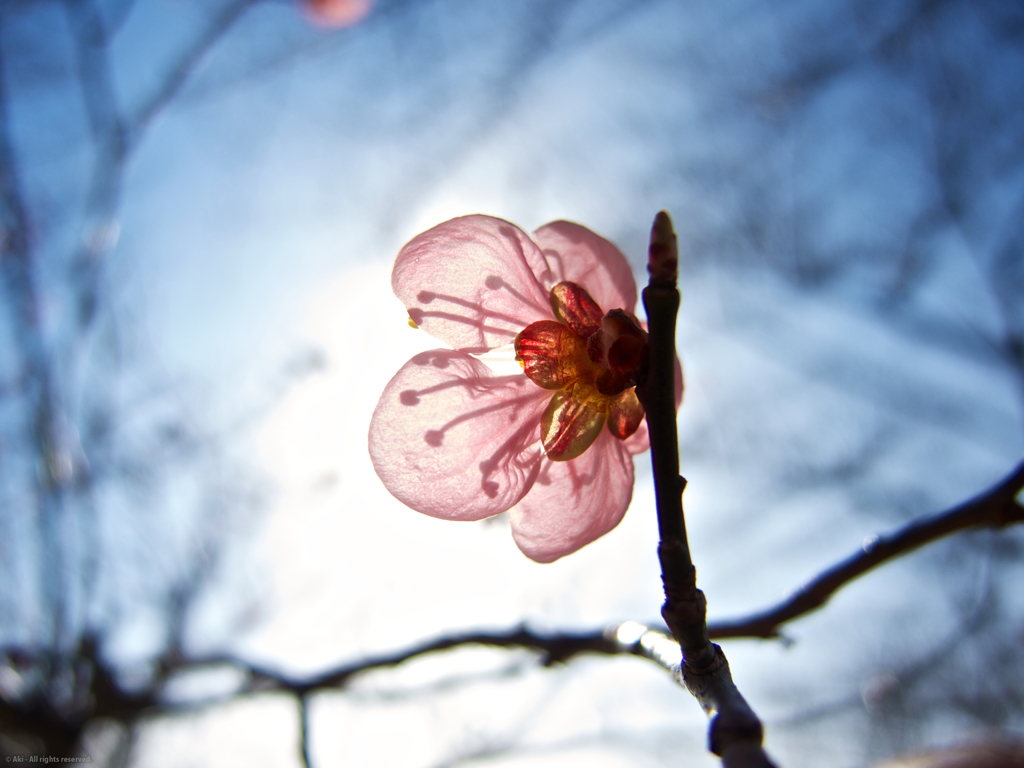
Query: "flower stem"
636 211 777 767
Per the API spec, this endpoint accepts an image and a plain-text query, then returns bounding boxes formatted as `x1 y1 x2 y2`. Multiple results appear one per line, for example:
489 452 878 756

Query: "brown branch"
6 470 1018 761
157 455 1024 705
0 621 662 759
169 458 1024 705
221 626 636 697
708 459 1024 640
635 212 778 768
5 450 1020 758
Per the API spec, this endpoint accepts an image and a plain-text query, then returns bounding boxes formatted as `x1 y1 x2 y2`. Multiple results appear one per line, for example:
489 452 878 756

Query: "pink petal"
393 216 553 353
533 221 638 315
509 430 634 562
622 353 684 455
368 350 549 520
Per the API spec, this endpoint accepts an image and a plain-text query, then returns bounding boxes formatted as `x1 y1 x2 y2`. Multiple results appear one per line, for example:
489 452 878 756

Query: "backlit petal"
368 349 549 520
509 431 634 562
393 216 553 353
540 389 606 462
533 221 638 314
515 320 593 390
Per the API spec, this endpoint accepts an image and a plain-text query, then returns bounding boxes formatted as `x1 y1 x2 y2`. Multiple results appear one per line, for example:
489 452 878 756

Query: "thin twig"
8 448 1022 754
237 626 636 695
5 458 1019 754
635 212 777 767
709 459 1024 639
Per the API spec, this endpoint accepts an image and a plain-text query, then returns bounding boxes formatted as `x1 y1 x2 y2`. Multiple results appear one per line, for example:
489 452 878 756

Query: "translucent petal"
509 431 634 562
533 221 638 314
514 320 593 390
393 216 553 353
549 281 603 337
540 389 607 462
368 349 549 520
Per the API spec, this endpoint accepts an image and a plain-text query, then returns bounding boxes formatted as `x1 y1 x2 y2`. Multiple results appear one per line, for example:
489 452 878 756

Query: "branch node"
658 539 695 595
679 645 774 764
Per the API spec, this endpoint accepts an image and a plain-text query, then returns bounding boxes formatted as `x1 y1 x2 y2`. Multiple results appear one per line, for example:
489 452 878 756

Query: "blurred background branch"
3 457 1019 763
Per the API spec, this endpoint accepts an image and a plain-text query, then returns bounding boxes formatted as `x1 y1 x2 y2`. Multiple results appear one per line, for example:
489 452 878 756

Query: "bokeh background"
1 0 1023 766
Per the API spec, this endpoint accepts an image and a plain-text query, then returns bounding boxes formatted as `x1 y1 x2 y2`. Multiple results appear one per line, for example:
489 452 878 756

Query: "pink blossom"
301 0 372 27
368 216 682 563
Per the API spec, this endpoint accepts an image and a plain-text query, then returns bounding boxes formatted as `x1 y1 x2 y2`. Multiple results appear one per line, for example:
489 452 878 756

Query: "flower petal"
515 320 593 390
622 353 684 455
533 221 638 315
393 216 553 353
509 431 634 562
540 389 606 462
368 349 549 520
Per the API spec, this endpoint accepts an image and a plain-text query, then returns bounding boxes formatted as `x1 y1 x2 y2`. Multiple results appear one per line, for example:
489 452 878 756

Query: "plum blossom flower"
301 0 372 27
368 215 681 562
